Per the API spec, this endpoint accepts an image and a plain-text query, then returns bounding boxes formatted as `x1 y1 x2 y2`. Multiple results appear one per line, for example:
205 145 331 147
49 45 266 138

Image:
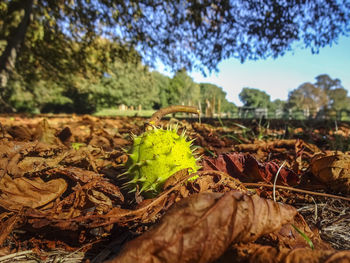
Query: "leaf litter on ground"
0 110 349 262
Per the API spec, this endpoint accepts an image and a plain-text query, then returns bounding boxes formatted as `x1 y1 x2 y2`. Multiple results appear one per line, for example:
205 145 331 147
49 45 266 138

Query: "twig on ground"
243 183 350 202
0 250 33 262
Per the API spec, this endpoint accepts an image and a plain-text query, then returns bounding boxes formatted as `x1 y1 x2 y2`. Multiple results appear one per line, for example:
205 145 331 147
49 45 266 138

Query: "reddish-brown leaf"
202 153 300 186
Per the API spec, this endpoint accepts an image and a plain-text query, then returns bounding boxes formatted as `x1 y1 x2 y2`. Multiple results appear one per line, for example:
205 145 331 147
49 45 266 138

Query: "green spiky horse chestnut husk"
124 126 200 197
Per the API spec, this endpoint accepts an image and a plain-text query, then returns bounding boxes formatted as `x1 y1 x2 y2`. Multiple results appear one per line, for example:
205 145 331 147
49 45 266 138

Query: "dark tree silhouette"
1 0 350 111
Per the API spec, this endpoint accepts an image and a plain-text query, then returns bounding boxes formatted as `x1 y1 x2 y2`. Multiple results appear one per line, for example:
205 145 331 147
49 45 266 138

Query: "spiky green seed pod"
124 126 200 197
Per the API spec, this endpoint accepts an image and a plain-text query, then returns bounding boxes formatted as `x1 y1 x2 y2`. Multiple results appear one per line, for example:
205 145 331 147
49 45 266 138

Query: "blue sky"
157 35 350 106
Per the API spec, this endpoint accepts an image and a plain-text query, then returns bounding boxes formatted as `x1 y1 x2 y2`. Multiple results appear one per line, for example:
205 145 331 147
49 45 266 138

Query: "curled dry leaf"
311 153 350 193
39 178 122 219
0 140 63 177
202 153 300 186
16 153 68 175
34 118 62 145
234 139 320 168
87 189 113 214
24 177 124 231
164 170 248 204
189 170 248 194
224 243 350 263
0 174 67 211
45 166 102 184
107 191 297 263
6 125 34 141
159 169 248 219
6 118 61 144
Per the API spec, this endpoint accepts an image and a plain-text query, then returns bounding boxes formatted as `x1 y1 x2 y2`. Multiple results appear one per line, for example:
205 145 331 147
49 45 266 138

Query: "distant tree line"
5 40 236 115
6 38 349 121
239 74 350 120
3 31 349 119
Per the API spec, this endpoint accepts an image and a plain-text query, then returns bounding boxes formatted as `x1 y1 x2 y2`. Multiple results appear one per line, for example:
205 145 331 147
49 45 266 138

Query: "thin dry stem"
273 160 286 202
243 183 350 202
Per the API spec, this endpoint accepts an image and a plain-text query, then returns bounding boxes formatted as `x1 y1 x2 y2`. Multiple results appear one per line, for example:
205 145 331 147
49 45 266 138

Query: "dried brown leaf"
0 213 19 245
221 243 350 263
0 140 63 177
87 189 113 214
107 191 297 263
311 153 350 193
90 134 112 150
23 178 124 230
61 145 105 171
16 153 67 175
165 170 248 204
45 166 101 183
0 174 67 211
34 119 61 145
189 170 247 194
6 125 34 141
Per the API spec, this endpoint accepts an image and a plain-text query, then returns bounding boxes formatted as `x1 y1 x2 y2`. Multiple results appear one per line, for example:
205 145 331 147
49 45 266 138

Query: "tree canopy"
169 69 200 106
1 1 350 90
4 1 350 69
239 87 271 108
288 82 328 112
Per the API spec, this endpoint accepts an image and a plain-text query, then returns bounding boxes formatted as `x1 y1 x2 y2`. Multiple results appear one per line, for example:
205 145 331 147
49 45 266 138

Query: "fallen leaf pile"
0 114 349 263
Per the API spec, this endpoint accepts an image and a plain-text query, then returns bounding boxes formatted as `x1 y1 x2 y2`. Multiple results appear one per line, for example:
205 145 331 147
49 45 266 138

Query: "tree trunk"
0 0 34 112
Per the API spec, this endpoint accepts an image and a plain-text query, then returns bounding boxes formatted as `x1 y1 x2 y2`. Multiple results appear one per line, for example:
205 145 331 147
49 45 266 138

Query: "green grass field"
94 108 156 117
